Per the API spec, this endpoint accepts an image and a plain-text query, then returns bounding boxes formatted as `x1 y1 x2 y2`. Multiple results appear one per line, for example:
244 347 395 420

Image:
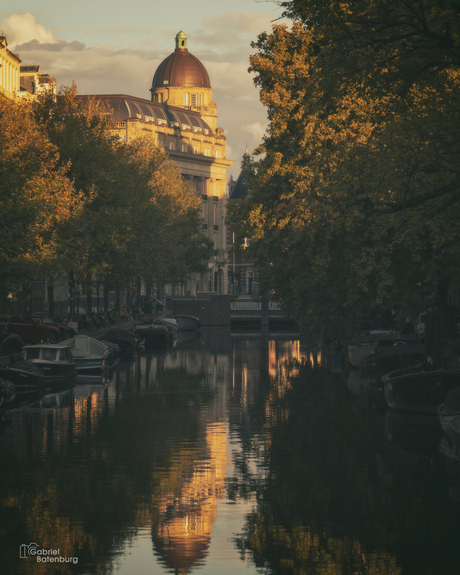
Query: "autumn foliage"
0 87 214 306
228 0 460 336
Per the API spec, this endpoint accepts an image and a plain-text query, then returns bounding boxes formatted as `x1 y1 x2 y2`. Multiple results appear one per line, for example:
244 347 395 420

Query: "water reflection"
1 333 460 574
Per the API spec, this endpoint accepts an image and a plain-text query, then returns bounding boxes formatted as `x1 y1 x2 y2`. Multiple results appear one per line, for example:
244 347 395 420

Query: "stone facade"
77 32 233 296
19 65 57 98
0 35 21 99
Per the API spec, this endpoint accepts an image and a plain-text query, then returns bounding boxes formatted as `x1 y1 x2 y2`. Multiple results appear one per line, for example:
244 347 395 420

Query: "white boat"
22 343 77 384
155 316 179 337
171 314 201 331
67 335 112 371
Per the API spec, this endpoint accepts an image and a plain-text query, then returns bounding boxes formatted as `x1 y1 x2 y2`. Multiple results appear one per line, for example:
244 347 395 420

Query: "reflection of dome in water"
150 422 227 573
152 512 211 574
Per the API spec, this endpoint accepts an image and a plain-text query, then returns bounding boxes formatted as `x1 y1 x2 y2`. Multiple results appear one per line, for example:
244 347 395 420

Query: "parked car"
0 329 22 355
0 314 61 344
31 314 77 341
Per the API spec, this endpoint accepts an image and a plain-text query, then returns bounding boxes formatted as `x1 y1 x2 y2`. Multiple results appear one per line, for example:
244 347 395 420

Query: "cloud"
0 11 272 177
196 11 276 50
15 39 86 52
1 12 58 49
242 122 268 142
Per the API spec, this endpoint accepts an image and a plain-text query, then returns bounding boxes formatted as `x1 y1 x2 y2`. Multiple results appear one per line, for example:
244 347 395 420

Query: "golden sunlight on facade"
0 35 56 100
0 34 21 99
77 31 234 296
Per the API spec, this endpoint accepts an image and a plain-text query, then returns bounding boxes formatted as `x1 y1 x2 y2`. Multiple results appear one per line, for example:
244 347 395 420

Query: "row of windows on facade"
135 114 211 135
151 93 203 106
164 140 220 157
112 134 221 157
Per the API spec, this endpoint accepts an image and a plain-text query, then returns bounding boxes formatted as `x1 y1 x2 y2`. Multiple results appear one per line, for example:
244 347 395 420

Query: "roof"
151 32 210 89
75 94 213 134
229 153 251 200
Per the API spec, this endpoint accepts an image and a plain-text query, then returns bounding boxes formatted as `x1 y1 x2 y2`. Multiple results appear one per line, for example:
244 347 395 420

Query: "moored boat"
383 366 460 414
0 378 16 408
67 335 112 372
348 330 397 367
101 328 138 355
133 323 170 347
360 343 425 379
22 343 77 386
0 356 45 407
170 314 201 331
359 343 425 411
450 416 460 450
438 386 460 435
154 317 178 339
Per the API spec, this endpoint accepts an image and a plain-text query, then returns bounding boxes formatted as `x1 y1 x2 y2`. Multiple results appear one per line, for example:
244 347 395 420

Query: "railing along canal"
230 301 281 311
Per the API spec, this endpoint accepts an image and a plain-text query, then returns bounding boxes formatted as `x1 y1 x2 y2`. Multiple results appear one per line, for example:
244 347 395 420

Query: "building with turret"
77 32 234 296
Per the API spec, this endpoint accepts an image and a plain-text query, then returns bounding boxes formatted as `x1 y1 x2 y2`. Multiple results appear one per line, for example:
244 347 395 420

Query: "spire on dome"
175 31 187 50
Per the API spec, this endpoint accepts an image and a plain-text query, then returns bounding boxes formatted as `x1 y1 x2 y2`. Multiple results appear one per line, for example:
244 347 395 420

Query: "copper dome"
151 32 211 90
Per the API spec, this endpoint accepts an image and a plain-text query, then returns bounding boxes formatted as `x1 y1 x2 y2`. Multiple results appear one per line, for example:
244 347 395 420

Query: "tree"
0 97 85 305
32 87 214 308
109 137 215 290
228 0 460 338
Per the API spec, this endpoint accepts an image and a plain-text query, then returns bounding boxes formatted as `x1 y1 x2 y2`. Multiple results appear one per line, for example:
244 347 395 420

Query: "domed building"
76 32 233 297
150 31 217 131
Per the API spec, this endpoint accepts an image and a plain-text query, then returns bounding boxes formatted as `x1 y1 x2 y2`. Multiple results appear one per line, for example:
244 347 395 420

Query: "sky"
1 1 287 178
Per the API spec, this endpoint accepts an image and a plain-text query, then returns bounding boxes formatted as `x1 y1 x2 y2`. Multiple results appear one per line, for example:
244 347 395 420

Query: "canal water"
1 328 460 575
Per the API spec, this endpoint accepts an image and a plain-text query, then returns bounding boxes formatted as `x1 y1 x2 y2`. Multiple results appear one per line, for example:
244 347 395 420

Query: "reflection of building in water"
226 340 310 457
151 421 227 573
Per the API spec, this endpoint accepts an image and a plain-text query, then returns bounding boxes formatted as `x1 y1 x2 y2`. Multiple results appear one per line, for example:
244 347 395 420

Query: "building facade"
77 31 233 296
227 154 258 296
0 34 21 99
19 65 57 98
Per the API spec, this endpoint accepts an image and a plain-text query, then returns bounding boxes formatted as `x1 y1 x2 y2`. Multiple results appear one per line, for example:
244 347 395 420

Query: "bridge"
166 295 296 329
229 299 293 328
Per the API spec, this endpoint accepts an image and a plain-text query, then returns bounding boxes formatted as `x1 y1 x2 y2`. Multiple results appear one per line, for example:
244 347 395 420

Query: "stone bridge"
166 295 296 329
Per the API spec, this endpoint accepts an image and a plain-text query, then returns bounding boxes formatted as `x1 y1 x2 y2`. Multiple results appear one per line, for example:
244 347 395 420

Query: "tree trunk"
103 279 109 311
115 277 121 312
47 283 55 319
68 271 76 321
86 273 92 313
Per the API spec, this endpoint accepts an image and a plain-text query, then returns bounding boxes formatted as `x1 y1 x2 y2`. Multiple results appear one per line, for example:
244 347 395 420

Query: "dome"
151 31 211 90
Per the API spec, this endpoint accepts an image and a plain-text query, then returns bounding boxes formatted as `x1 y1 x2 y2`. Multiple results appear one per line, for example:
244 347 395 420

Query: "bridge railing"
230 300 281 311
